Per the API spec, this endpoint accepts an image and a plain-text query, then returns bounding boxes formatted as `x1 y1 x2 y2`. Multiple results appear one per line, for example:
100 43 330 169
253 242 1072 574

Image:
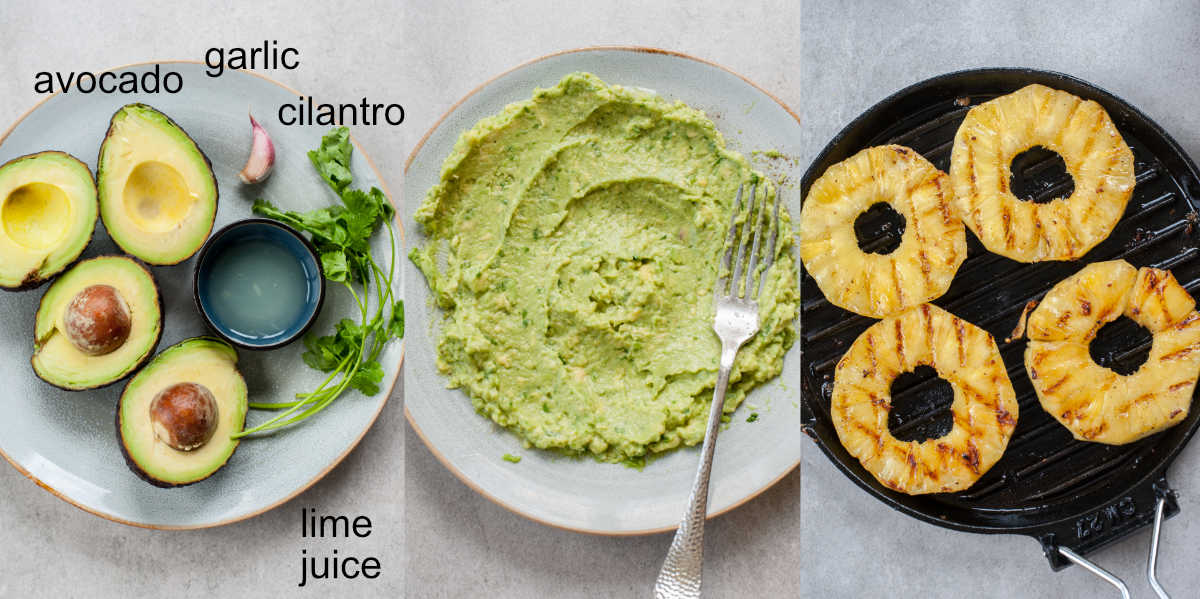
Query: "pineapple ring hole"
1009 145 1073 204
1089 316 1152 376
853 202 905 254
2 182 71 250
887 365 954 442
122 161 195 233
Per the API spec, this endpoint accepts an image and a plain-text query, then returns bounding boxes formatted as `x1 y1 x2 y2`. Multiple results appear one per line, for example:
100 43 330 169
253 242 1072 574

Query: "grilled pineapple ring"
1025 260 1200 444
801 145 967 319
832 303 1018 494
950 84 1135 262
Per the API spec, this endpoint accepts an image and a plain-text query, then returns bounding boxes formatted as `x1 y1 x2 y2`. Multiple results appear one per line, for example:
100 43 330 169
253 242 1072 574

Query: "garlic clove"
238 114 275 184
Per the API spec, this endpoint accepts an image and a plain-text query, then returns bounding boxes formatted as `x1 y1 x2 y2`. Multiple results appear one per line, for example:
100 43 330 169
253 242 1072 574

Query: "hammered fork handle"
654 340 742 598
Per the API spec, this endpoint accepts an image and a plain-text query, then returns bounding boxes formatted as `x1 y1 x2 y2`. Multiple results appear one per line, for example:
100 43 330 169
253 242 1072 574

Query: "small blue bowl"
193 218 325 350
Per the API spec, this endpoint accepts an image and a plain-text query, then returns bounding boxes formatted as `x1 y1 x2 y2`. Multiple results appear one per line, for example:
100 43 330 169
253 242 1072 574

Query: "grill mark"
1168 380 1193 392
1170 409 1184 418
955 318 967 367
1081 300 1091 316
1056 311 1073 328
910 176 936 291
865 331 878 377
852 421 880 442
1152 270 1170 324
1056 96 1084 149
961 440 981 474
1089 306 1115 339
1121 393 1156 414
996 407 1016 427
1090 139 1122 211
1174 313 1200 330
1075 107 1100 174
894 318 906 367
1002 204 1013 248
1045 374 1071 393
1160 345 1200 361
967 144 985 235
1066 217 1083 256
1082 422 1108 439
934 175 952 226
920 304 934 341
891 258 905 310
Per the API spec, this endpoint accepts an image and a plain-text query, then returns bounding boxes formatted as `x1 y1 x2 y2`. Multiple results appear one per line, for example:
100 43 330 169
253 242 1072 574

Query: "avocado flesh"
119 337 247 487
97 104 217 265
0 151 97 289
32 256 161 390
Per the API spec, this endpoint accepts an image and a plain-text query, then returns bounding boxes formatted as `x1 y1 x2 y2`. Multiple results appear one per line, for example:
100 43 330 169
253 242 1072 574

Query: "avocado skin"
29 255 163 391
115 337 247 488
115 396 247 489
0 151 98 291
96 103 219 266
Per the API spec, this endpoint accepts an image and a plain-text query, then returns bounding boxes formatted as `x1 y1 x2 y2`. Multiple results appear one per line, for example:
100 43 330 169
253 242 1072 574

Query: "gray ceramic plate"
404 47 802 534
0 62 403 528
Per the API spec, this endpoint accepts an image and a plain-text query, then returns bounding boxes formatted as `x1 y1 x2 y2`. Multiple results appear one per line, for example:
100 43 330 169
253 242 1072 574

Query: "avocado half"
118 337 248 488
32 255 162 390
0 151 98 290
97 103 218 265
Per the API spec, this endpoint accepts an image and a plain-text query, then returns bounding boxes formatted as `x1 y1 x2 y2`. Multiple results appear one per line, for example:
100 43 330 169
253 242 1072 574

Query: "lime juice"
205 238 310 340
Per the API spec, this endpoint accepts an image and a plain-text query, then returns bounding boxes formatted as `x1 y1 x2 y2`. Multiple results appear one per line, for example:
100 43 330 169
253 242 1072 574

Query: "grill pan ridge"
799 68 1200 570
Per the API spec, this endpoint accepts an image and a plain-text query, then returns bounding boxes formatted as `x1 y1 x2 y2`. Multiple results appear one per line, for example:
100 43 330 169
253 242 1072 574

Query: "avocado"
118 337 247 487
97 104 217 265
0 151 98 289
32 255 162 390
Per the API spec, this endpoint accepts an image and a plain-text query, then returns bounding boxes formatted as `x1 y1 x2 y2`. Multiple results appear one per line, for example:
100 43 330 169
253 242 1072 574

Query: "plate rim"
403 45 801 536
0 59 406 530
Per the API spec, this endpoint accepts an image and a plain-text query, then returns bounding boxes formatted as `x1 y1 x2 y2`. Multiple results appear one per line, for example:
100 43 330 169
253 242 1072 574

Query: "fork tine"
730 182 757 298
716 184 744 299
744 183 769 299
754 185 783 300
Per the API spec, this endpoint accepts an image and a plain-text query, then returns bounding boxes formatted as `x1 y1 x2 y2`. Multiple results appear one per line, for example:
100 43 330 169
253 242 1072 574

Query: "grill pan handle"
1038 486 1177 598
1035 473 1177 570
1036 475 1176 568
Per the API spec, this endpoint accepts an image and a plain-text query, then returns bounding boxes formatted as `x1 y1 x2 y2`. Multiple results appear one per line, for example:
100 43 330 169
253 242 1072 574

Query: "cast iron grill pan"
798 68 1200 570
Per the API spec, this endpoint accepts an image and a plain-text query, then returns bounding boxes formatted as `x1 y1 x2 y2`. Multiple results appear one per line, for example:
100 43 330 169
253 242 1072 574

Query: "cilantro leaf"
238 126 404 438
301 333 342 372
308 126 353 193
348 359 384 396
321 250 350 282
388 300 405 339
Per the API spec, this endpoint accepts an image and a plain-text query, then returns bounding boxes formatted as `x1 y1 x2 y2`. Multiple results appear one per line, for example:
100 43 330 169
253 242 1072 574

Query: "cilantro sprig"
233 127 403 437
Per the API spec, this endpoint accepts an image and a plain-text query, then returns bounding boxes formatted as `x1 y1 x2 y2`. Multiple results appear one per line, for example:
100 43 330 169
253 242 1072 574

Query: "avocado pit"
63 284 132 356
149 382 218 451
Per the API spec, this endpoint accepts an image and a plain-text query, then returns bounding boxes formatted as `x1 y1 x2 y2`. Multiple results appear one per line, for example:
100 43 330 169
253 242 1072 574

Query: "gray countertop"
800 2 1200 598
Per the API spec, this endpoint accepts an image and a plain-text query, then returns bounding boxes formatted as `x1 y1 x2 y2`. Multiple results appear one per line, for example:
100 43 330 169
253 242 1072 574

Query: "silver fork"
654 181 782 599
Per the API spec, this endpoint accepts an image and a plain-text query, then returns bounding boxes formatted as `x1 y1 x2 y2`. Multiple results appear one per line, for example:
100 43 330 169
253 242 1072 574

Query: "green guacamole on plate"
411 73 798 463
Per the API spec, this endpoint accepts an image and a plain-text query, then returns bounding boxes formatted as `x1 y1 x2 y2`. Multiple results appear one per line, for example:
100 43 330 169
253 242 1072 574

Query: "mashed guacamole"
411 73 798 463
